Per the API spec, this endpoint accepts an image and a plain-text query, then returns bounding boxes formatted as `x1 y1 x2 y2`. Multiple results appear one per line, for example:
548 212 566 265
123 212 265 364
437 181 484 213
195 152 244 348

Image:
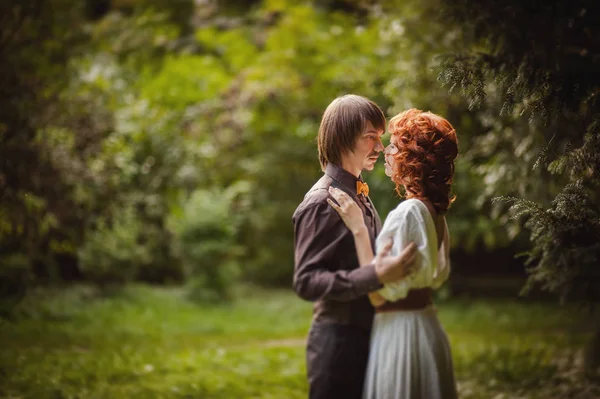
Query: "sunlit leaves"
141 55 232 109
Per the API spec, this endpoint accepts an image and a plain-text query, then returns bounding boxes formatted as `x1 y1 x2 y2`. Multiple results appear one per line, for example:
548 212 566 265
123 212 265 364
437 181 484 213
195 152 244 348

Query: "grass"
0 284 598 398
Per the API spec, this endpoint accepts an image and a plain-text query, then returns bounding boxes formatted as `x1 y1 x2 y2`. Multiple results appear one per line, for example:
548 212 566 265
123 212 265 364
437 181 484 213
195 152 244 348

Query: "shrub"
169 185 247 303
78 207 150 287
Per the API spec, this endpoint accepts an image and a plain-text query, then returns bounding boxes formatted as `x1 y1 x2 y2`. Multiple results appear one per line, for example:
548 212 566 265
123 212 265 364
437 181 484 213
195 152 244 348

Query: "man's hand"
374 240 417 284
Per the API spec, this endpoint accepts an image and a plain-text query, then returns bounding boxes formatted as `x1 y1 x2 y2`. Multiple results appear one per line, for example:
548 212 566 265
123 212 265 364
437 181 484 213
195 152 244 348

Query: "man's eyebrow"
363 129 381 134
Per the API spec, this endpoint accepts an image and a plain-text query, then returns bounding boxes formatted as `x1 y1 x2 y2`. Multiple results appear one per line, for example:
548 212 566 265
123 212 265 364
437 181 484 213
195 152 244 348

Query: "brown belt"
375 287 433 313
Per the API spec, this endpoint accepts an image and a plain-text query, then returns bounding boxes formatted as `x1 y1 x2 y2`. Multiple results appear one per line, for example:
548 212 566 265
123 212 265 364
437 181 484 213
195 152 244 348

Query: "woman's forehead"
386 133 399 143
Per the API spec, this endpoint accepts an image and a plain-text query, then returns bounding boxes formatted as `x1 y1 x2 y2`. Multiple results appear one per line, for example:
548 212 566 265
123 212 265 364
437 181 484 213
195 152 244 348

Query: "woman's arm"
326 187 391 307
349 226 387 306
293 202 385 302
327 187 416 306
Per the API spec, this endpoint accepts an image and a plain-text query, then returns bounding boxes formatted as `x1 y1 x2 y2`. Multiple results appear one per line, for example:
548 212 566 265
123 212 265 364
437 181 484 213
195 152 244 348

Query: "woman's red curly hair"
388 108 458 214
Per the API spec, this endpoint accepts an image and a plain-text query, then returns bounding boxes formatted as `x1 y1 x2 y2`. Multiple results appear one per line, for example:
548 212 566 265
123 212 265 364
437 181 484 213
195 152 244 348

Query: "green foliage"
141 55 232 109
0 0 88 285
498 181 600 304
438 57 487 111
437 0 600 119
168 185 249 302
436 0 600 308
6 0 584 293
0 0 192 288
79 207 149 286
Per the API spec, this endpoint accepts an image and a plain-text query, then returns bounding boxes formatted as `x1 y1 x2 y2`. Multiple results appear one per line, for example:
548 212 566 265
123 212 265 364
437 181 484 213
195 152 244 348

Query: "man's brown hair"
317 94 386 171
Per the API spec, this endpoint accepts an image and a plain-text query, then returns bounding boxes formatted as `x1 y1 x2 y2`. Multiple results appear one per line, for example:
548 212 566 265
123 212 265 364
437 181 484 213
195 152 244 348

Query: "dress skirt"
362 307 458 399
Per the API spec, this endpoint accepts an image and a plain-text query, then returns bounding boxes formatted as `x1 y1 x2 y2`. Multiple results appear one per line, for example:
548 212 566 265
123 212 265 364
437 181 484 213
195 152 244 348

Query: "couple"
292 94 459 399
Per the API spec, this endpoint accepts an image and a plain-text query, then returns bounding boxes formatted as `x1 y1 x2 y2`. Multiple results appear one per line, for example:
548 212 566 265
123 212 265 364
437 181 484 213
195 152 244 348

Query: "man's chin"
362 164 376 171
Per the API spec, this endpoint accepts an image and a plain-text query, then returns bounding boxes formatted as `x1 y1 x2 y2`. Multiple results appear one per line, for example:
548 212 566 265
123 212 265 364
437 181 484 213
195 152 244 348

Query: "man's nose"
375 138 384 152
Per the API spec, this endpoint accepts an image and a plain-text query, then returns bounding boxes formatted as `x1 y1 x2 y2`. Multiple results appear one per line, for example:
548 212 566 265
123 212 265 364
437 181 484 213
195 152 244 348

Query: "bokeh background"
1 0 599 397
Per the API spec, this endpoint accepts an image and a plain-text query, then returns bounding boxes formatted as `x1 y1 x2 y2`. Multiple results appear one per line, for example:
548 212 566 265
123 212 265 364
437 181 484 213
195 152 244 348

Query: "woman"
327 108 459 398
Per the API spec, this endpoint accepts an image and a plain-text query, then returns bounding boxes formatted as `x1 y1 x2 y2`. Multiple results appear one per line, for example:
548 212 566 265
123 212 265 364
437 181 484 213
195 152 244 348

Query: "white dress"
363 199 457 399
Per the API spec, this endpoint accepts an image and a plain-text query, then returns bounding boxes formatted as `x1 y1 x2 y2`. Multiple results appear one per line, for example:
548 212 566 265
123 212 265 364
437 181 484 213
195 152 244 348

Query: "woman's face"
384 135 400 177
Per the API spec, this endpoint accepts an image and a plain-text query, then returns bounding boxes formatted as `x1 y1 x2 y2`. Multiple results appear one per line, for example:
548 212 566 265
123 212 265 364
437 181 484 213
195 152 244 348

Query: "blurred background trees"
438 0 600 304
435 0 600 369
1 0 598 322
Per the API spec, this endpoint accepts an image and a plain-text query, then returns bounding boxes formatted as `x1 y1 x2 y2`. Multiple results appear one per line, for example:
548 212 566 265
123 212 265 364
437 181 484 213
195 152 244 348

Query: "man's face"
347 121 385 172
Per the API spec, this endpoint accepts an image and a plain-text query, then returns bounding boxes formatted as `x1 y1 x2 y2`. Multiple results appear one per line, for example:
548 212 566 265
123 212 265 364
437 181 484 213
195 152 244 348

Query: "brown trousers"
306 322 371 399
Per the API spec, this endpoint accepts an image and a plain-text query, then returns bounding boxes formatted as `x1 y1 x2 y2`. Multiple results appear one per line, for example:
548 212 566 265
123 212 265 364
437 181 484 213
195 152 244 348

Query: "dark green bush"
169 188 244 303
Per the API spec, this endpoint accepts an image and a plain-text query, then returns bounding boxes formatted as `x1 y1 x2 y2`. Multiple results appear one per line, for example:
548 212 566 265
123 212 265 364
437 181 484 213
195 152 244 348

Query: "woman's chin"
384 165 392 177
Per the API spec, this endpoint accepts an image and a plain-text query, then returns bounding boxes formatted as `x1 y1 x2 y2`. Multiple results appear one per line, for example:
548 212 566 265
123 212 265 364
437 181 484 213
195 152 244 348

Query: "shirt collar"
325 163 364 192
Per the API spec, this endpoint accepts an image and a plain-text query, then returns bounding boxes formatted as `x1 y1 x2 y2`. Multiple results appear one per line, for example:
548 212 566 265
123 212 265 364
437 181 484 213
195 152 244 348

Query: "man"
292 94 417 399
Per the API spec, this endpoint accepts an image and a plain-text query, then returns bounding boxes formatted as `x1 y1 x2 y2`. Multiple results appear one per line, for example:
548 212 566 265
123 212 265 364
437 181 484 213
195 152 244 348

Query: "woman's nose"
385 144 398 155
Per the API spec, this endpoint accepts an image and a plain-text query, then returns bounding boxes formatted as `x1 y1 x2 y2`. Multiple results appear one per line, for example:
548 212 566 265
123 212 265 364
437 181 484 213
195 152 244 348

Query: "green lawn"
0 284 598 398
